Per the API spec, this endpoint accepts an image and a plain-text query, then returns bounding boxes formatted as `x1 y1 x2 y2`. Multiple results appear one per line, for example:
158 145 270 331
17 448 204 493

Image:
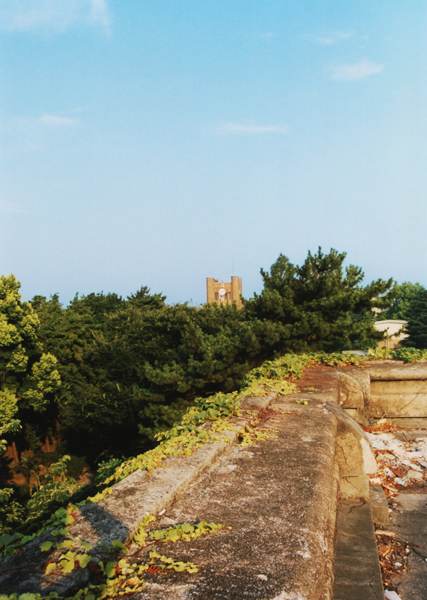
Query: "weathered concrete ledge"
0 367 380 599
134 393 342 600
333 498 383 600
0 406 273 594
367 361 427 381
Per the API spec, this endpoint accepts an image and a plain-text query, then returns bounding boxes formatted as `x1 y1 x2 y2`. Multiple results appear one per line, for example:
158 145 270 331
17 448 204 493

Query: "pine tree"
246 248 396 352
402 288 427 348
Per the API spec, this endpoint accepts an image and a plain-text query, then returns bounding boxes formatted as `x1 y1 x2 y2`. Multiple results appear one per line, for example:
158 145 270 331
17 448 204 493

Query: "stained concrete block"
386 417 427 429
339 475 370 500
343 408 370 427
325 402 377 481
388 494 427 600
338 370 370 409
134 398 341 600
333 499 384 600
367 362 427 381
369 484 389 526
239 392 277 409
369 380 427 418
396 493 427 513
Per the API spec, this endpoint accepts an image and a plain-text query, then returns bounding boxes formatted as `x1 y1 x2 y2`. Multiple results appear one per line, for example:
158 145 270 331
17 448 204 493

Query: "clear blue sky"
1 1 426 305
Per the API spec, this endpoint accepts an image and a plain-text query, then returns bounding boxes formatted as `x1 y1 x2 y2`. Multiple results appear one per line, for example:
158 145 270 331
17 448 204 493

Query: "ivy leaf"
19 535 32 546
51 527 69 537
61 559 75 573
40 541 53 552
54 508 67 520
45 561 57 575
207 408 219 419
104 561 116 578
77 553 91 568
117 558 130 569
166 530 180 542
133 532 146 546
0 534 15 546
111 540 127 552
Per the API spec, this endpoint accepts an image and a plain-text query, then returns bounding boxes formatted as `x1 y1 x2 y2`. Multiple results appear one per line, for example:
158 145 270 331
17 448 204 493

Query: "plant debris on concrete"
366 422 427 496
365 420 427 596
375 529 410 592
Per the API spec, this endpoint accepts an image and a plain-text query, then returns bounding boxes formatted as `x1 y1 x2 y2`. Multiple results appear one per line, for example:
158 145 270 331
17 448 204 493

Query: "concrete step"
333 498 384 600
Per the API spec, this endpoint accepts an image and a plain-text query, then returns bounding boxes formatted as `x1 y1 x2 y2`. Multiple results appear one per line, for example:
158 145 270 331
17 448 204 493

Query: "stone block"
369 380 427 418
333 498 383 600
367 362 427 381
387 417 427 429
325 402 377 480
369 484 389 526
395 493 427 513
338 370 370 408
339 475 370 500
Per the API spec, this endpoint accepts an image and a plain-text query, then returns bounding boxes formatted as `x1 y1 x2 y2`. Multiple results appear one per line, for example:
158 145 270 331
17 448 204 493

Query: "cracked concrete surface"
333 499 383 600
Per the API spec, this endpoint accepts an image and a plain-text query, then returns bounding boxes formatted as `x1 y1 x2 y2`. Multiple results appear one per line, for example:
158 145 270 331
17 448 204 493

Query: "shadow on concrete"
0 502 129 595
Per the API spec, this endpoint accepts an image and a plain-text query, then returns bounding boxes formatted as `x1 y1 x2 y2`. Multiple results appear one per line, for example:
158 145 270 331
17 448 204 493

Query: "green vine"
0 514 227 600
367 346 427 362
0 505 78 558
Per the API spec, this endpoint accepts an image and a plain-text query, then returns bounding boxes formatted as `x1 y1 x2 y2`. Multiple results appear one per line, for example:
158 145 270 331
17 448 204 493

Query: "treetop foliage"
0 275 61 443
247 247 396 352
384 281 426 321
401 287 427 349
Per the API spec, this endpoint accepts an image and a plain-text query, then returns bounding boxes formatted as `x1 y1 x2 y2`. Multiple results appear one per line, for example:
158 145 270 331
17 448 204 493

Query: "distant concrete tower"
206 276 243 308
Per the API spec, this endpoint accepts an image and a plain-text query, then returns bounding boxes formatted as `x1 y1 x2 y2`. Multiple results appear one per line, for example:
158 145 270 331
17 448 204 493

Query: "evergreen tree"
246 248 396 352
402 288 427 348
384 282 425 321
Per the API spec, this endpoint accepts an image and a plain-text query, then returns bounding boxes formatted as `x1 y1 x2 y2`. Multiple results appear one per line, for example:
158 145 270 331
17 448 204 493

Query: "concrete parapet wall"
334 361 427 422
366 361 427 419
367 361 427 381
0 367 380 599
369 379 427 418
